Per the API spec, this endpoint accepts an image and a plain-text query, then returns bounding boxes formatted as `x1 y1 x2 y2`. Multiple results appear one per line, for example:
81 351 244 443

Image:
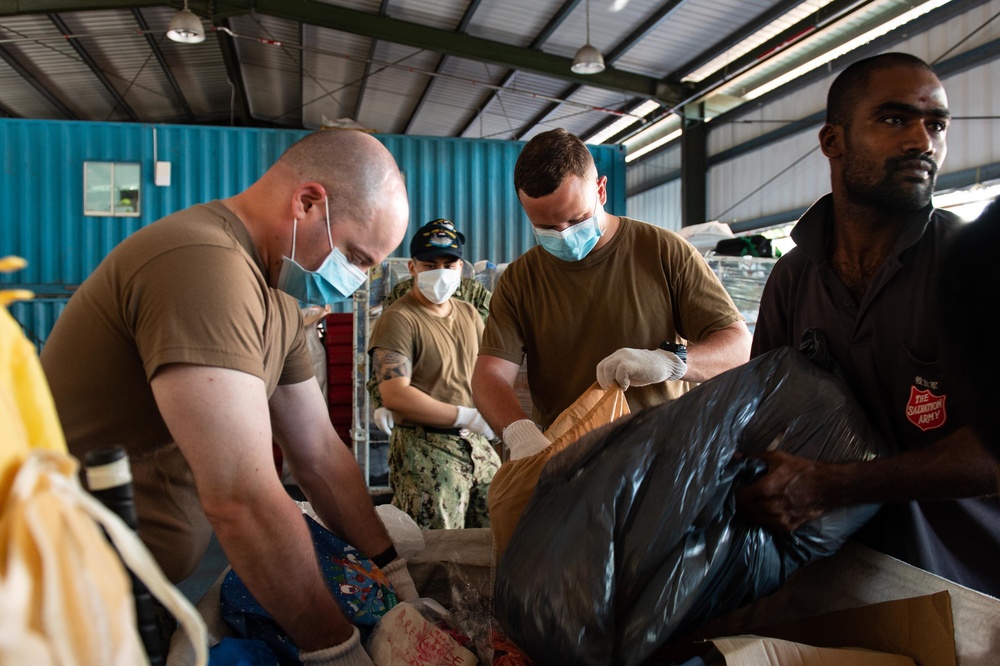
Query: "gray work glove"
596 347 687 391
372 407 394 435
299 626 374 666
381 557 419 601
502 419 550 460
453 405 496 441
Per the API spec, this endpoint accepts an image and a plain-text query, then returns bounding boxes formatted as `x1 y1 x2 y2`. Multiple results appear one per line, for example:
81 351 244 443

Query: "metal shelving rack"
350 259 412 491
703 254 777 335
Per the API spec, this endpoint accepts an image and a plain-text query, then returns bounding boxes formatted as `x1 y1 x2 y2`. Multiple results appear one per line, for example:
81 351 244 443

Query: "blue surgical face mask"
532 204 603 262
276 197 367 305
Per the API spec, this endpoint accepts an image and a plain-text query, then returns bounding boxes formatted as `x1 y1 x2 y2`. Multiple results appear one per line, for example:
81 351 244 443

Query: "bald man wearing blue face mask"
43 130 414 665
473 128 753 460
276 195 369 304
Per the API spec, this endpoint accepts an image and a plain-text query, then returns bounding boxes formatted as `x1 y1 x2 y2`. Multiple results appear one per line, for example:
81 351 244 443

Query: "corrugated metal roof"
1 0 995 174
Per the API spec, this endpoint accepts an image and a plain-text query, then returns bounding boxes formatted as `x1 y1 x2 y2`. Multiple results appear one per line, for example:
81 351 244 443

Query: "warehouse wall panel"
707 131 828 226
0 118 624 344
627 179 682 232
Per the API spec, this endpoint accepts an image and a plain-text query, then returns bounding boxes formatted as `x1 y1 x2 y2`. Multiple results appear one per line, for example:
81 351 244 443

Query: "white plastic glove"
453 405 496 441
300 626 374 666
596 347 687 391
502 419 550 460
382 557 419 601
372 407 394 435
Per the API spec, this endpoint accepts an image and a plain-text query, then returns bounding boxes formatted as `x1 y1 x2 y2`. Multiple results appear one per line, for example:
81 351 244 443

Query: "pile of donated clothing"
495 332 886 666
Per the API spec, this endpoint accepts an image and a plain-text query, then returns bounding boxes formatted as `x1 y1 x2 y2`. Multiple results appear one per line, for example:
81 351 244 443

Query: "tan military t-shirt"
41 200 313 582
481 216 743 428
369 290 483 424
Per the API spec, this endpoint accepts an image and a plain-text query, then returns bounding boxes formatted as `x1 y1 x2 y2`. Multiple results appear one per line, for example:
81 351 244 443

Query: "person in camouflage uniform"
386 426 500 529
367 219 500 529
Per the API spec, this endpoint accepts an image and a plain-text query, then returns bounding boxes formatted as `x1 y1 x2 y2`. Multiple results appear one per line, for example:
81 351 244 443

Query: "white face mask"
416 267 461 304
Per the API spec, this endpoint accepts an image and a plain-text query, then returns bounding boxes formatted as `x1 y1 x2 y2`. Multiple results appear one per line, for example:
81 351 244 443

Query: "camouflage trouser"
388 426 501 530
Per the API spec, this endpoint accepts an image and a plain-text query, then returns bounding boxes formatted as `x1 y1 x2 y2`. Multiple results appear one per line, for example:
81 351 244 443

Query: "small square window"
84 162 141 217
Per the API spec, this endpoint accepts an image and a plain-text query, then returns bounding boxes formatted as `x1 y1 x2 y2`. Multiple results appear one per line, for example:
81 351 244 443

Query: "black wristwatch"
659 341 687 362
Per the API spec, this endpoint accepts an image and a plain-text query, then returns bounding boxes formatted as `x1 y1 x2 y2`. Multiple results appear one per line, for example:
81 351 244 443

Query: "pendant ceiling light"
571 0 606 75
167 0 205 44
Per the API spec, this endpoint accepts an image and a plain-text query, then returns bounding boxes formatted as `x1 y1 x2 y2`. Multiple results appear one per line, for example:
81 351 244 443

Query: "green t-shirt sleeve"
479 270 525 366
130 245 269 381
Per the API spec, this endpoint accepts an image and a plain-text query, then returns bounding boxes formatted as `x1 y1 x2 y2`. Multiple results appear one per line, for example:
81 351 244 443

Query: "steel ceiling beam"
578 0 801 146
625 0 873 143
403 0 485 135
352 0 391 122
604 0 687 62
514 0 686 139
0 0 681 102
232 0 680 102
667 0 804 81
0 42 78 118
457 0 580 138
629 0 995 164
131 7 194 120
215 16 252 126
48 12 138 121
512 84 581 140
507 0 695 140
458 69 517 138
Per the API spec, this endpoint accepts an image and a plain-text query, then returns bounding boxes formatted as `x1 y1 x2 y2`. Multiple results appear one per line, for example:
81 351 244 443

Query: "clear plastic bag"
374 504 425 559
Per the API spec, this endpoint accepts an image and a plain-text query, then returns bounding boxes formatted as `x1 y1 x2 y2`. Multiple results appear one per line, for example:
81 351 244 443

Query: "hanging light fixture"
571 0 606 75
167 0 205 44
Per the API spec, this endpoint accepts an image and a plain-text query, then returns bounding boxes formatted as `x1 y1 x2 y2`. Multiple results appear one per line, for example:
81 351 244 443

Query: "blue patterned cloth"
220 515 400 664
209 638 279 665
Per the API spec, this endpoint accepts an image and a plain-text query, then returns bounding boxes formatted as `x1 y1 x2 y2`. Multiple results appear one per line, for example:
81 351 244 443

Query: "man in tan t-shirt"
42 130 413 665
472 128 753 460
368 219 500 529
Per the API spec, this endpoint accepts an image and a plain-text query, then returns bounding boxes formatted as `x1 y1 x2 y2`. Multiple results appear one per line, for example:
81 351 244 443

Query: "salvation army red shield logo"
905 385 947 432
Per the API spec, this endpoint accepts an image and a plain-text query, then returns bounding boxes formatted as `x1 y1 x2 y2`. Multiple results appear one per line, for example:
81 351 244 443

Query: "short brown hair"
514 128 595 198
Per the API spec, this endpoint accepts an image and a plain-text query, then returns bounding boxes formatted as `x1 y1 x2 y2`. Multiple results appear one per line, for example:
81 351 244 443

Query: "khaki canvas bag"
488 383 629 558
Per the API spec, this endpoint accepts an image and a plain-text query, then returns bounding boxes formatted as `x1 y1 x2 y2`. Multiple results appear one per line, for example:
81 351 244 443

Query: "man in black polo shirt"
742 52 1000 596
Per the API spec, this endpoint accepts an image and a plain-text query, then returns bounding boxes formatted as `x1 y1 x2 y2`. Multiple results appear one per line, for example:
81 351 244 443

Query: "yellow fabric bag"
1 450 147 664
0 449 209 665
488 383 630 558
0 258 207 665
1 286 66 502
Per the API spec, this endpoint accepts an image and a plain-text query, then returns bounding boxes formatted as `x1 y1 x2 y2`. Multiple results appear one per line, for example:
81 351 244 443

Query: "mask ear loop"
290 217 298 261
593 195 605 238
324 196 335 252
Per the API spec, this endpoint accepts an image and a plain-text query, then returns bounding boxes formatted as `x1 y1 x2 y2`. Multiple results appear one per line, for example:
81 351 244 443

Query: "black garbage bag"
494 342 886 666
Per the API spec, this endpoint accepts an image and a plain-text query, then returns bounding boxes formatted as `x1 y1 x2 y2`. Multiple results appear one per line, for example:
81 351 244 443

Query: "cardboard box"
659 541 998 666
686 591 953 665
709 634 917 665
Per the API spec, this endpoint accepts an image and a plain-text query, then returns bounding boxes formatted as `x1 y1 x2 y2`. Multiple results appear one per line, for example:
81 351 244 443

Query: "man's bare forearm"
818 426 998 507
207 489 353 652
